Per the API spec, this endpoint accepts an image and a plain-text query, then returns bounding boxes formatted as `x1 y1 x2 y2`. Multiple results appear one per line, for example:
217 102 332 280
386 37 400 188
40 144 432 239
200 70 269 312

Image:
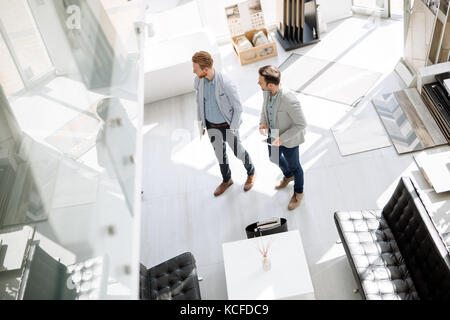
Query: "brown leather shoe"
288 192 304 210
275 176 294 190
243 175 255 192
214 179 233 197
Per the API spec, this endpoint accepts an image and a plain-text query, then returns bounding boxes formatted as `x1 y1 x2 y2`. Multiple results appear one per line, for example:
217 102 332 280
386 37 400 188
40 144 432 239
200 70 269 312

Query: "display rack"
275 0 320 51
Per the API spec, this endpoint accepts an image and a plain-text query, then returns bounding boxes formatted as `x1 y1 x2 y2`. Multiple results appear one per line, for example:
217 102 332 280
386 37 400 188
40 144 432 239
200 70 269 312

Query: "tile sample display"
331 117 391 156
373 88 447 154
275 0 320 51
404 0 436 72
404 87 448 145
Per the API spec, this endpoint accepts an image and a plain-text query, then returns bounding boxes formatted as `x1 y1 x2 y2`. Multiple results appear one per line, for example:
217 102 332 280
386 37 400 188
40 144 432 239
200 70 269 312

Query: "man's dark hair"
258 65 281 86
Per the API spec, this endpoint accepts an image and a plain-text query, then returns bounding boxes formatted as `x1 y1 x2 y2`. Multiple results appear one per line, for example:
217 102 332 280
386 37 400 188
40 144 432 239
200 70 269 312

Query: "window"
0 34 24 95
0 0 53 87
352 0 390 17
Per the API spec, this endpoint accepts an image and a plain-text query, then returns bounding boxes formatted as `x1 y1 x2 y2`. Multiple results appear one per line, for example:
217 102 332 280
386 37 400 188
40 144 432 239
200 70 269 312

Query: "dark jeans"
206 122 255 182
268 144 304 194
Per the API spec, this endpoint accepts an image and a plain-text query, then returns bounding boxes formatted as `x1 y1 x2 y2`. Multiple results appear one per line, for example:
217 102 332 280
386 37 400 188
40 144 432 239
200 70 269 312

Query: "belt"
206 121 229 128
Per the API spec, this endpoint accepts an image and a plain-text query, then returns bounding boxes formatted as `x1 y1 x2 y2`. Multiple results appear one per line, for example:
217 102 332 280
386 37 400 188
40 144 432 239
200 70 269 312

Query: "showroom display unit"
418 62 450 144
421 75 450 143
404 0 450 73
373 87 447 154
275 0 320 51
225 0 278 65
426 0 450 65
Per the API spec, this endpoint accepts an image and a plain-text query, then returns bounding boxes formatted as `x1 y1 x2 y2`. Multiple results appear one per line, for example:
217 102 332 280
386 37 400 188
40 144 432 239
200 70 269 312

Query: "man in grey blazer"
192 51 255 196
258 65 307 210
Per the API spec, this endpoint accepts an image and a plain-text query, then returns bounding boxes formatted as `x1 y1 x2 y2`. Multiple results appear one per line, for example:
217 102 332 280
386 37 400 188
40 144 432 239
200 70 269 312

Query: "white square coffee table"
222 230 315 300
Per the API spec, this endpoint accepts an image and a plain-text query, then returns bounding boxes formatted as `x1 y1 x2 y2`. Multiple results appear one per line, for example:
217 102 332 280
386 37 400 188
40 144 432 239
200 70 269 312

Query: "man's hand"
259 123 268 135
272 137 282 146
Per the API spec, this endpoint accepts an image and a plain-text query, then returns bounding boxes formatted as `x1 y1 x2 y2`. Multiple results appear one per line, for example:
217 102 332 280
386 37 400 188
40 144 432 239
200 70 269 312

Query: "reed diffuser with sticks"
257 232 271 271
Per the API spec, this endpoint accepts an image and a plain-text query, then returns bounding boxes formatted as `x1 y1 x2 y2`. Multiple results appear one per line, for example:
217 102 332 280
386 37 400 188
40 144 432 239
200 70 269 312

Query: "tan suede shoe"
288 192 304 210
243 175 255 192
214 179 233 197
275 176 294 190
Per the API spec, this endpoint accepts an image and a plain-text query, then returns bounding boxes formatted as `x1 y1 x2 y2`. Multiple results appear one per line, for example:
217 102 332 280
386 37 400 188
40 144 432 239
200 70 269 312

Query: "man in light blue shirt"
266 90 280 130
203 75 227 124
193 51 255 197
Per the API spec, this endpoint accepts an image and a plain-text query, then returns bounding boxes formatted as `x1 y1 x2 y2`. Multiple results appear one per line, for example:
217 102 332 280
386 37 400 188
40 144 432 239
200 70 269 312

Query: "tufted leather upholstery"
140 252 201 300
335 210 420 299
335 177 450 300
139 263 150 300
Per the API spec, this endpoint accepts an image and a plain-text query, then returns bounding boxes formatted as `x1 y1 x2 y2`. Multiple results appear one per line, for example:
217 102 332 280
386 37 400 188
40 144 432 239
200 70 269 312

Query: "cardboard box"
231 28 277 65
225 1 278 66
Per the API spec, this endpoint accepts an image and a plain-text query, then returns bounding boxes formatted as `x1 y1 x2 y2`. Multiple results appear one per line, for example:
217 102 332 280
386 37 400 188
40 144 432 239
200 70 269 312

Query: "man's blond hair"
192 51 214 69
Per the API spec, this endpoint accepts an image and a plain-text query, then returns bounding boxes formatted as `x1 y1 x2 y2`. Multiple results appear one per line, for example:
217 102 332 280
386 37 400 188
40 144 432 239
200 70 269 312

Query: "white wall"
316 0 352 24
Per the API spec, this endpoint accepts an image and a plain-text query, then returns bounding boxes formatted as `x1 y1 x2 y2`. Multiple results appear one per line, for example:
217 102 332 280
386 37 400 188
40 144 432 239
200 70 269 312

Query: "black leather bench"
334 177 450 300
139 252 201 300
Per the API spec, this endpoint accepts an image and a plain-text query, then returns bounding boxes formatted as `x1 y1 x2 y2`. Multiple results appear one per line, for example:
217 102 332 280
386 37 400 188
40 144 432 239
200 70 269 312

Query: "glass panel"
0 0 53 83
100 0 142 53
0 35 24 95
0 0 143 299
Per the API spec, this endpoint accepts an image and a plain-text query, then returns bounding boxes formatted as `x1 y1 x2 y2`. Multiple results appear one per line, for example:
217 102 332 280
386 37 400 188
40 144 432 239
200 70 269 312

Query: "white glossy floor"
140 15 435 299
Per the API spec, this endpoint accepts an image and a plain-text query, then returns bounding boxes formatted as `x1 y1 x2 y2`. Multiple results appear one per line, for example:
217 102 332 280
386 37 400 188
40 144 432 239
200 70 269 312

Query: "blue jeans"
268 145 304 194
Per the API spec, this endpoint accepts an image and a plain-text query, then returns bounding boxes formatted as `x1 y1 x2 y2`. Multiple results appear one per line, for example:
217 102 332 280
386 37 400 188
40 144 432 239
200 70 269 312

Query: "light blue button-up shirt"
267 90 280 129
204 76 227 124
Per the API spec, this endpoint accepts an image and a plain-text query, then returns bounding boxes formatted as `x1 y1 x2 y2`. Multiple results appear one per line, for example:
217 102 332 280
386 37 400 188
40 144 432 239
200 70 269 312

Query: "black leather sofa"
139 252 201 300
334 177 450 300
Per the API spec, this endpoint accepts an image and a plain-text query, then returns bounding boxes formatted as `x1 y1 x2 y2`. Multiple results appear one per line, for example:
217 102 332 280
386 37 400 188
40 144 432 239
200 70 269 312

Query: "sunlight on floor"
376 162 418 208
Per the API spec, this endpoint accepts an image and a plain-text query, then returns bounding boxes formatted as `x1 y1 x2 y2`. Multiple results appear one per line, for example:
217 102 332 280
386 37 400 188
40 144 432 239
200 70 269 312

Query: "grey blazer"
194 70 243 130
260 88 307 148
